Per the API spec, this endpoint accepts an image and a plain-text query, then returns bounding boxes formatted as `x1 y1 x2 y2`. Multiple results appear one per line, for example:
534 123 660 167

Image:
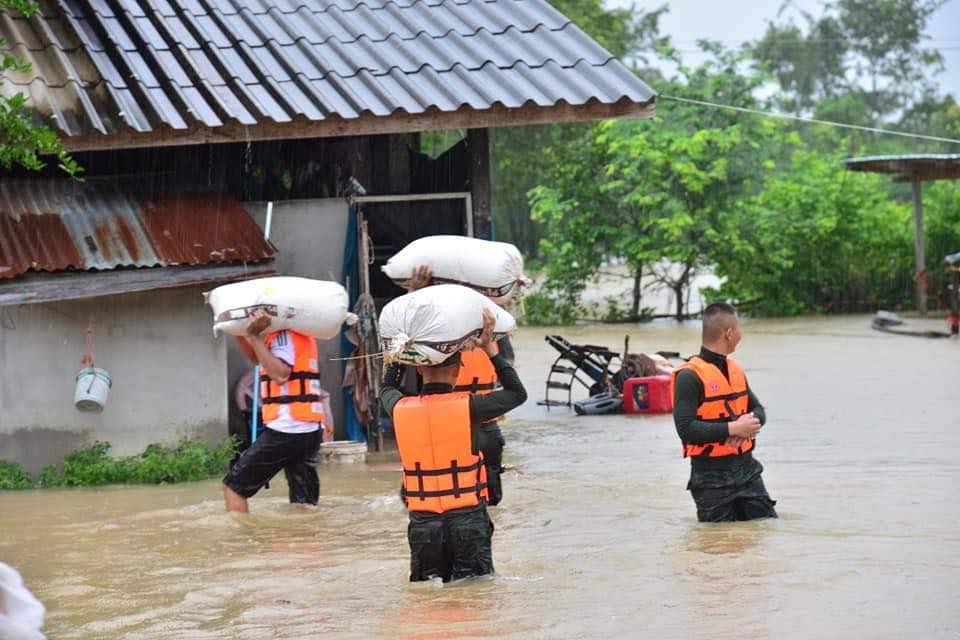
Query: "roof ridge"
255 18 575 47
69 54 623 93
220 0 500 18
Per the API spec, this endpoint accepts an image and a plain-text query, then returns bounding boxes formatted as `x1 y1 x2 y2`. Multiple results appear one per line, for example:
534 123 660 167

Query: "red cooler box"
623 375 673 414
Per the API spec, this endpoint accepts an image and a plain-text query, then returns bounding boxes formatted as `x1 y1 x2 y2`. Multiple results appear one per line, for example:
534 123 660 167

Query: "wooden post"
952 269 960 336
467 128 492 239
911 180 927 316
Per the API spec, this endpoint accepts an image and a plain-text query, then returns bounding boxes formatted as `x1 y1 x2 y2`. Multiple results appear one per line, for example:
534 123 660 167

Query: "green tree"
491 3 669 256
750 0 947 125
923 180 960 307
712 147 913 315
899 93 960 143
530 49 780 321
1 0 80 175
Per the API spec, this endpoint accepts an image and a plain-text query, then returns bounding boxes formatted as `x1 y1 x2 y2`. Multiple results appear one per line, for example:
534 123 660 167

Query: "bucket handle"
80 317 98 393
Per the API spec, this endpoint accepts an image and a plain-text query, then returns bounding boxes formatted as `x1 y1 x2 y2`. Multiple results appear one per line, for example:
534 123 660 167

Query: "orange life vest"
394 392 488 514
454 347 498 394
260 331 324 425
672 355 754 458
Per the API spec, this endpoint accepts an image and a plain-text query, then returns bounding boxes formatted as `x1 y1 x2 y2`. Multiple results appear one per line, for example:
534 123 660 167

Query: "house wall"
227 199 350 438
0 286 227 474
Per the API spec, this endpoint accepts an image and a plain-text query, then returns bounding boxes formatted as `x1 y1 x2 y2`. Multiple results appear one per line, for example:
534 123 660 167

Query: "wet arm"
238 335 291 383
496 336 516 366
380 363 405 417
673 370 729 444
747 384 766 426
470 354 527 423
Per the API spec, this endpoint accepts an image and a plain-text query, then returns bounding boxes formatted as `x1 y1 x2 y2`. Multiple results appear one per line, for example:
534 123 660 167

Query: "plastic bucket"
74 367 112 412
319 440 367 464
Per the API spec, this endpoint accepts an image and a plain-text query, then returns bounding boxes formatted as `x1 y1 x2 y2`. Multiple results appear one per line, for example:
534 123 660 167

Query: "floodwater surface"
1 316 958 639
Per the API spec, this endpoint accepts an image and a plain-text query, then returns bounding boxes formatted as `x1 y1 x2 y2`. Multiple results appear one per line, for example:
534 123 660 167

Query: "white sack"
205 277 356 339
0 563 46 640
382 236 530 304
378 284 516 365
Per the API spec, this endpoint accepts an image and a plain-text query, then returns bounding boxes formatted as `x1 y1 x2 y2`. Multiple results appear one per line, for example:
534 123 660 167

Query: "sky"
606 0 960 101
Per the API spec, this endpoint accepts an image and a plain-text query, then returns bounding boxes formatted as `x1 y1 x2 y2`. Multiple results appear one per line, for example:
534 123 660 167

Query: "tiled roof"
0 0 656 138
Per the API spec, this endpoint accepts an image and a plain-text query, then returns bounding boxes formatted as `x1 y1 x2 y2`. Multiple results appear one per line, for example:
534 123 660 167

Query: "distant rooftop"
845 154 960 182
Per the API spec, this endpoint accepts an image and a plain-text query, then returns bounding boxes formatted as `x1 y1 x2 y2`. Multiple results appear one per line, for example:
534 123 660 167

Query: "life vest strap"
453 381 497 393
451 459 460 497
402 460 483 477
684 443 715 458
402 483 488 501
262 394 322 405
262 370 322 405
702 389 748 402
403 458 486 501
684 439 755 458
287 371 322 381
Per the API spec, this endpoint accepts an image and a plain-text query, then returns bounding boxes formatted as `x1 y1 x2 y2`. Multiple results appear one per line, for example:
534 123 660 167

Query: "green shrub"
0 460 33 490
131 438 236 484
38 438 237 488
520 290 581 326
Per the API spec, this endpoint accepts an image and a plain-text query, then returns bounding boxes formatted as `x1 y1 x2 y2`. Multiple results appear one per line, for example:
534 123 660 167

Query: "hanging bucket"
319 440 367 464
74 367 112 412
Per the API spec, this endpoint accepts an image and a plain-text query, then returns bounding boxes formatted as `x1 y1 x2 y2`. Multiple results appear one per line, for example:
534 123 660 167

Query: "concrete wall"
229 199 350 437
0 286 227 473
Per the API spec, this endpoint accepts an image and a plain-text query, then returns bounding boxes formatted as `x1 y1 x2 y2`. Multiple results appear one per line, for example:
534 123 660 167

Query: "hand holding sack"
378 284 516 365
204 276 357 339
381 236 530 305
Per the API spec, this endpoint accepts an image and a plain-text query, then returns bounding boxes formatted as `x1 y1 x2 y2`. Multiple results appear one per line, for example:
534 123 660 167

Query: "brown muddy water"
1 316 958 639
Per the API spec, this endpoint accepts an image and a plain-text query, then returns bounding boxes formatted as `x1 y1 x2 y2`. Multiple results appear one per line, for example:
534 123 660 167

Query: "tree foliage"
491 2 669 256
0 0 81 176
750 0 947 125
514 0 959 323
711 149 914 315
529 51 789 321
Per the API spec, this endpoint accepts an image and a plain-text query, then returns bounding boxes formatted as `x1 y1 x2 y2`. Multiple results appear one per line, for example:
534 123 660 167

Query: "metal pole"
952 269 960 336
250 201 274 444
911 180 927 316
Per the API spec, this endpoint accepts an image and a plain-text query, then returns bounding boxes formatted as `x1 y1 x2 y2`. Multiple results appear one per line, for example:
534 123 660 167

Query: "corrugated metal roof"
0 0 656 137
0 180 275 279
845 154 960 182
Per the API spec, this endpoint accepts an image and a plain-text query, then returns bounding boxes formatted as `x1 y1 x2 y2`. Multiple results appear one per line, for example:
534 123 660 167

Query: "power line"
658 94 960 145
665 46 960 54
667 37 960 45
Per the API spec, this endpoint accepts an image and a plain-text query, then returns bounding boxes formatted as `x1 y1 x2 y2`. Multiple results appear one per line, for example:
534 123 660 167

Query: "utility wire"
658 94 960 145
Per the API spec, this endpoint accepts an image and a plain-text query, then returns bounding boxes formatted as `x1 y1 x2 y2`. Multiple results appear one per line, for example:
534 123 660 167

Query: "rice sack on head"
205 276 356 339
378 284 516 366
382 236 531 305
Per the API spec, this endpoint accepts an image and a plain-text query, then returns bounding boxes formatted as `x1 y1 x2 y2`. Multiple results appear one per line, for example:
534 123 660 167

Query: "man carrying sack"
406 264 514 506
380 309 527 582
223 310 326 513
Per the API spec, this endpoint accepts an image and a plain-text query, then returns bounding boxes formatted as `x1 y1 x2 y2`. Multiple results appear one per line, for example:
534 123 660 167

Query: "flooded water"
2 316 958 639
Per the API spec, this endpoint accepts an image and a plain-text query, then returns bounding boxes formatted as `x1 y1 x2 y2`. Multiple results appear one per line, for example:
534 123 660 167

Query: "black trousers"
408 505 495 583
690 475 778 522
223 427 321 504
230 410 264 470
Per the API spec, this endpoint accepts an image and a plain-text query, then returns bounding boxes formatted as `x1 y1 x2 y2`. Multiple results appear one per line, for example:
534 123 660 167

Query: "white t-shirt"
264 330 322 434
